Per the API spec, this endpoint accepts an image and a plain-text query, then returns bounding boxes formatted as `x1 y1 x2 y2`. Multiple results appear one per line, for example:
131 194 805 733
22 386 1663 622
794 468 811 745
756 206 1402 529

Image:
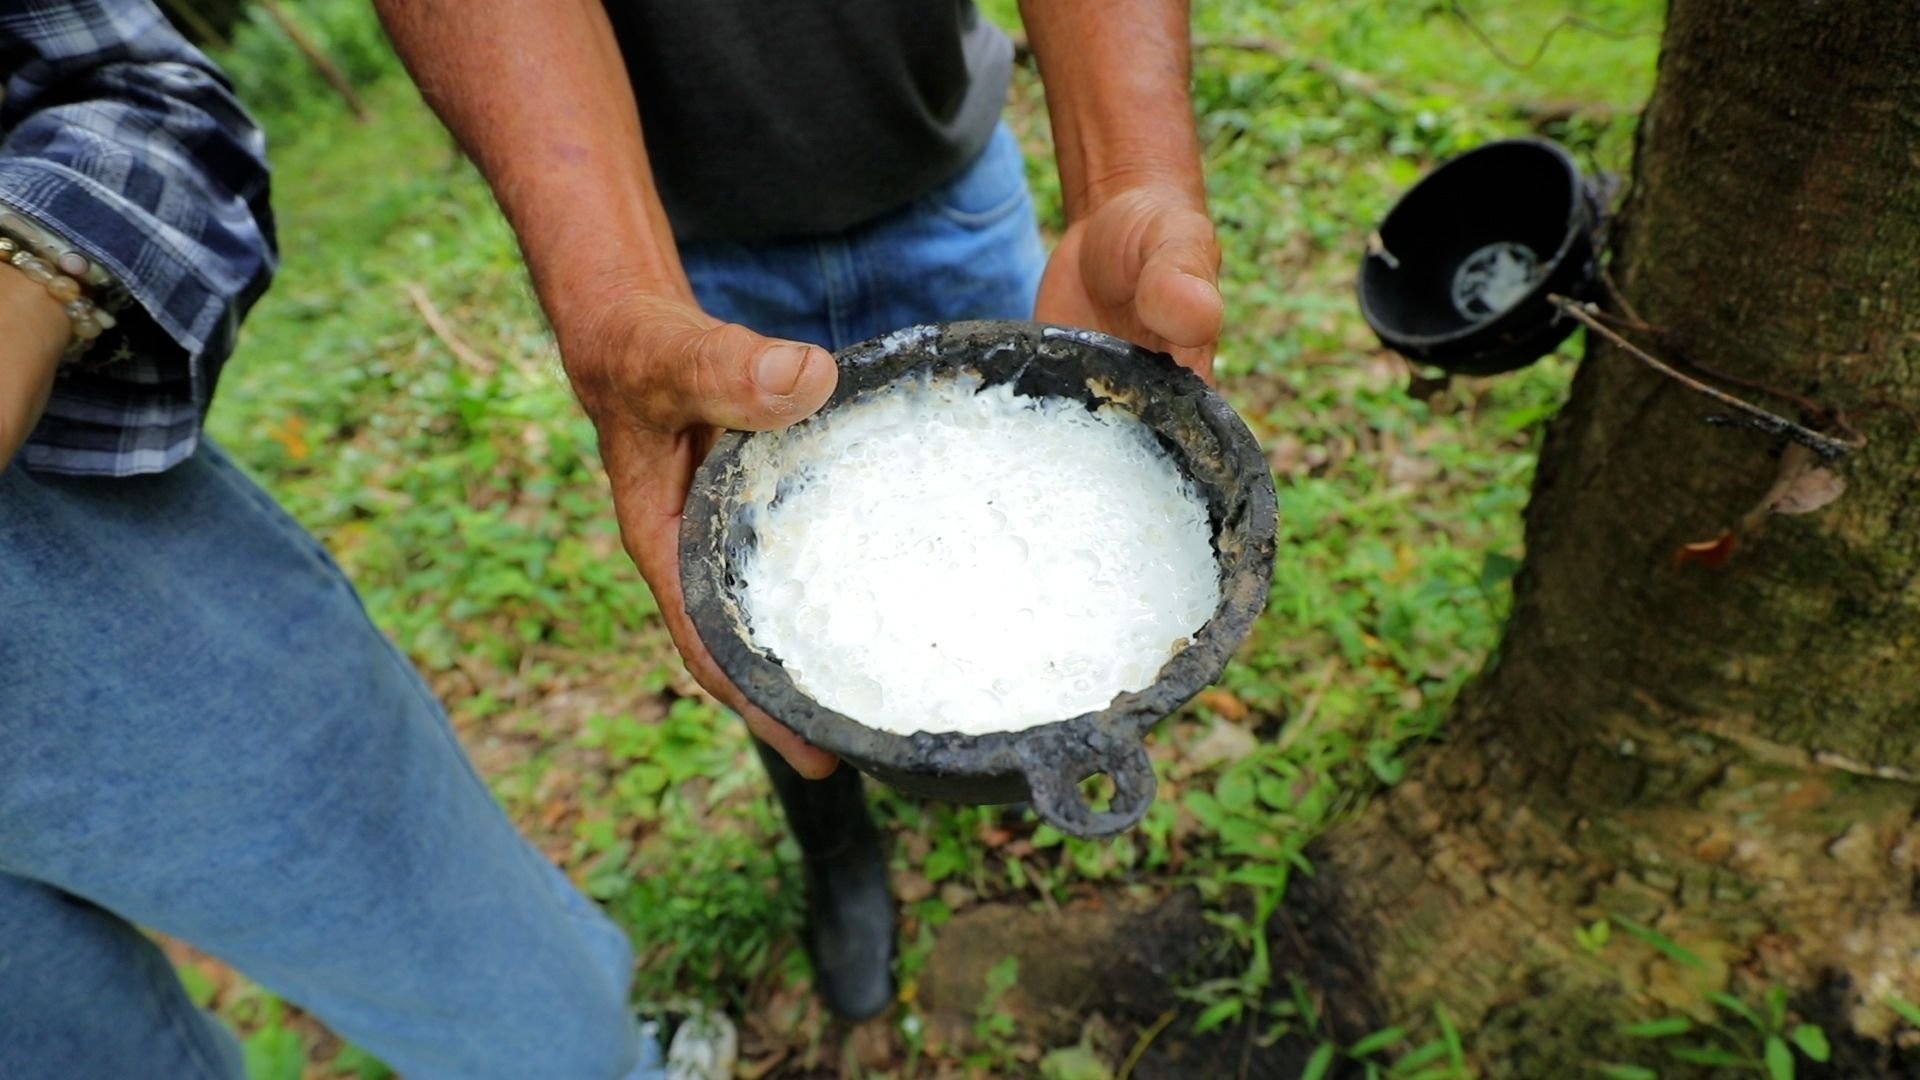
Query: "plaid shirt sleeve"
2 0 275 477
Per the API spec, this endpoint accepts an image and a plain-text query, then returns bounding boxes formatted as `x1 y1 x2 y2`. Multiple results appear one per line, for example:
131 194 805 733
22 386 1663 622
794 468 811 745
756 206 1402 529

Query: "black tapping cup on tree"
1358 137 1609 376
1357 136 1858 560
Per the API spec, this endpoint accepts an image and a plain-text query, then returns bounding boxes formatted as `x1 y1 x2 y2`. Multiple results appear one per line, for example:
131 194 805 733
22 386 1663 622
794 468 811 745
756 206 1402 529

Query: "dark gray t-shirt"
604 0 1012 242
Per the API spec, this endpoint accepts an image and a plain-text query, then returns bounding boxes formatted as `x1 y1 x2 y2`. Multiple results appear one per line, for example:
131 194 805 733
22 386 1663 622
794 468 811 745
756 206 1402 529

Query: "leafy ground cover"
169 1 1662 1075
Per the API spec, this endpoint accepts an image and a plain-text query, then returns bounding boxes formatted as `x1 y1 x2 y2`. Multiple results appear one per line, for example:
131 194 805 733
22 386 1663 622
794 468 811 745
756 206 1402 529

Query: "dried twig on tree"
1596 265 1649 329
1579 294 1883 454
1549 295 1862 461
1564 292 1858 572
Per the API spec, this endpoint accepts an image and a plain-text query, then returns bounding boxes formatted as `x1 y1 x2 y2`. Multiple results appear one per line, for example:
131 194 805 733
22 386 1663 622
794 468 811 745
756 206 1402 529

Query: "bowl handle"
1017 730 1156 840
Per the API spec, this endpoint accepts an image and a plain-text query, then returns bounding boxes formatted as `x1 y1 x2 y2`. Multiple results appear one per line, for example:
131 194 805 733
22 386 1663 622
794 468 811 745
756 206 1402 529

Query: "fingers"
1038 190 1224 379
564 298 839 439
1137 255 1223 349
670 591 840 778
674 582 842 779
740 701 841 778
566 297 859 783
1135 213 1224 352
664 319 839 434
607 442 840 780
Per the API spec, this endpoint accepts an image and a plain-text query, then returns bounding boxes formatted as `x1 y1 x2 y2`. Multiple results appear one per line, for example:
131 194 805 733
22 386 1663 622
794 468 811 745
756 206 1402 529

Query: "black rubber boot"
755 740 897 1021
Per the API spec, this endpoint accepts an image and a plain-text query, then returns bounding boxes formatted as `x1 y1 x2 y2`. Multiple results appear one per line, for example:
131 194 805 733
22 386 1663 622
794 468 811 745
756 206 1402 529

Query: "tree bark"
1312 1 1920 1072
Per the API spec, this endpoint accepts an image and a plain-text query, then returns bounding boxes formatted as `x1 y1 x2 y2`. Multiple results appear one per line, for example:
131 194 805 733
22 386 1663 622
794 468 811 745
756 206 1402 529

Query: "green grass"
184 0 1662 1074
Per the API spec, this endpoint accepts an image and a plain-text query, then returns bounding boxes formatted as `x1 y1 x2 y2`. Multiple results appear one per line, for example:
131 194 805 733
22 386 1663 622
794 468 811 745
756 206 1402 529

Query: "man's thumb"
678 322 838 432
1137 212 1224 351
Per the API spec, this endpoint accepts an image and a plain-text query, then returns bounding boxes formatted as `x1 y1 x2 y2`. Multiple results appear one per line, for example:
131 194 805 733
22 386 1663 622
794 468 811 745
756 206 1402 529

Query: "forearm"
1017 0 1205 219
373 0 689 342
375 2 841 779
0 266 71 468
0 264 69 373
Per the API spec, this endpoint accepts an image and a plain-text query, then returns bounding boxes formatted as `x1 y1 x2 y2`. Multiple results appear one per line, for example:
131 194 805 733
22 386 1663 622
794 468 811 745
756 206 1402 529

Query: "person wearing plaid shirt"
1 3 661 1077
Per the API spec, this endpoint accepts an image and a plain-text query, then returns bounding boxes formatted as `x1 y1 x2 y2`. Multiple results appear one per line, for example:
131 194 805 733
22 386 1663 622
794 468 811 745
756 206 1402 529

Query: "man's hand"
1035 185 1223 378
0 267 69 471
1020 0 1222 379
563 293 841 778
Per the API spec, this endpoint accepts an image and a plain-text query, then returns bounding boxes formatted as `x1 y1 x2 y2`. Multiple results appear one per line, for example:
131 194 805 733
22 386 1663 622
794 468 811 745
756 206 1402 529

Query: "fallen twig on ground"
405 282 500 376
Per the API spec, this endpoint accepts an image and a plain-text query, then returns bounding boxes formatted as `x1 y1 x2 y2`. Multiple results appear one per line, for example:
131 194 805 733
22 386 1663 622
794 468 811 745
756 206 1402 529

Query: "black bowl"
1358 137 1604 376
679 321 1278 839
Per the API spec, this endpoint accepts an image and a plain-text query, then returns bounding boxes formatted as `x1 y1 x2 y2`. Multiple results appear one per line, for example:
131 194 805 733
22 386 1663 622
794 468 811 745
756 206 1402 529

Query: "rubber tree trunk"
1310 1 1920 1073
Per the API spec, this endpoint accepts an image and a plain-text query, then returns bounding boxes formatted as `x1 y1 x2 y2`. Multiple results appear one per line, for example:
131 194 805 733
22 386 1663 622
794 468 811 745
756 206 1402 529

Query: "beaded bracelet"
0 211 122 362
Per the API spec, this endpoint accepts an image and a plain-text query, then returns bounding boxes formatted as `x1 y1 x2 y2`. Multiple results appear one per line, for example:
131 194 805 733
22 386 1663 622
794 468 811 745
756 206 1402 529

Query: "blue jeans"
0 442 651 1080
0 125 1043 1078
682 123 1045 345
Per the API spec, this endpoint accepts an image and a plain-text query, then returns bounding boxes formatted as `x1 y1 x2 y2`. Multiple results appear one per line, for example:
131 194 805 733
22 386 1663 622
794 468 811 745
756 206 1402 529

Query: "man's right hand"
560 292 842 778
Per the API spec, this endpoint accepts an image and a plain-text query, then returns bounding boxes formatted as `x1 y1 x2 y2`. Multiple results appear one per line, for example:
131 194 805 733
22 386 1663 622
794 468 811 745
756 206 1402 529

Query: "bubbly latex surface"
735 375 1219 737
